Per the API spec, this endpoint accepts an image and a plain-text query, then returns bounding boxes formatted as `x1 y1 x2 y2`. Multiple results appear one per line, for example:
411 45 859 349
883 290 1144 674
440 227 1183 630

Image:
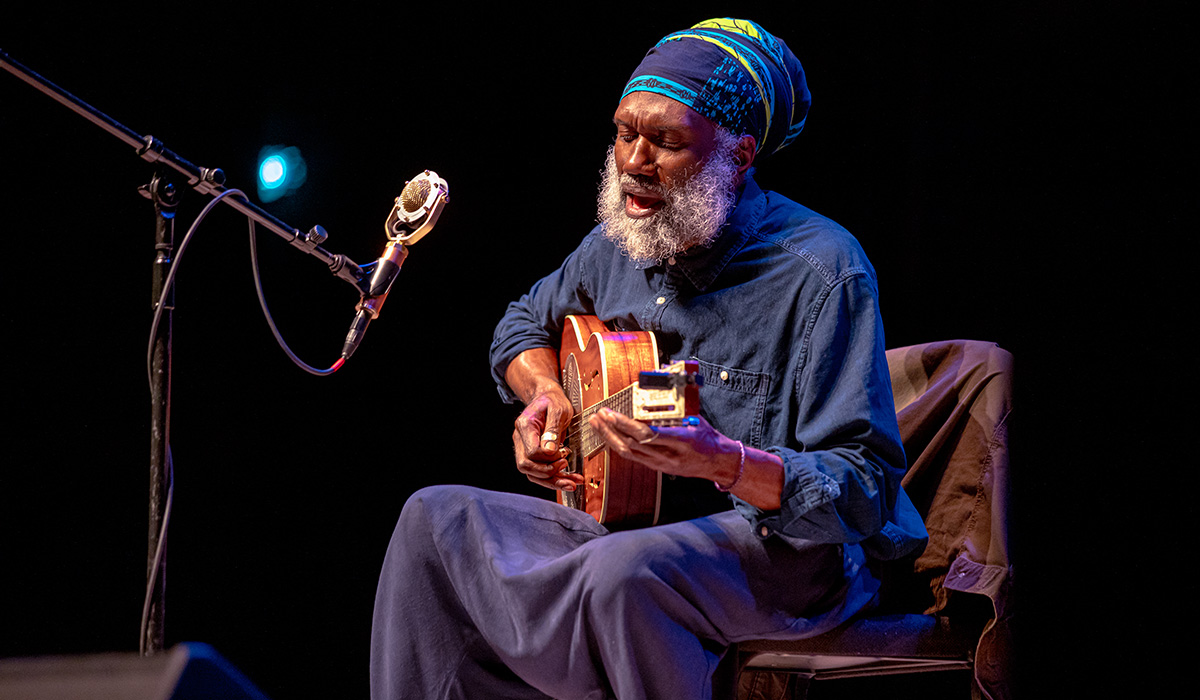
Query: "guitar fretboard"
569 385 634 457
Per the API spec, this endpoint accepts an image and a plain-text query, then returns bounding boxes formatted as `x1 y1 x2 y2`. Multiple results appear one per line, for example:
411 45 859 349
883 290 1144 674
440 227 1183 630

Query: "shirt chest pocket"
693 359 771 449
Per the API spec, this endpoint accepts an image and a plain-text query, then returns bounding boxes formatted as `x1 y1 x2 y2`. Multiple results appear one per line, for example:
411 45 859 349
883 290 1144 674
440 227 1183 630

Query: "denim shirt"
489 176 927 561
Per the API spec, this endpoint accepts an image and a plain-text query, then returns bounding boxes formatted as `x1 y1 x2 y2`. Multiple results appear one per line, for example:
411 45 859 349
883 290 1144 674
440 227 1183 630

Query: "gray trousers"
370 485 878 700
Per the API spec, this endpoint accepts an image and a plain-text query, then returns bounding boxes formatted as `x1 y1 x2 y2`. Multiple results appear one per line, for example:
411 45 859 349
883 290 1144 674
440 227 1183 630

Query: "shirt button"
720 370 729 381
667 256 676 265
655 296 666 305
760 526 770 537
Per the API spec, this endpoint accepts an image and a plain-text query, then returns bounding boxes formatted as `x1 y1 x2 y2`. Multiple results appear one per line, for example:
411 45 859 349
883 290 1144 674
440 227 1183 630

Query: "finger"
525 467 585 491
515 409 552 457
518 463 568 485
514 409 538 445
528 476 581 492
650 423 716 453
589 412 653 462
543 400 573 452
516 393 574 456
514 426 559 473
589 412 701 478
515 446 570 477
597 408 657 441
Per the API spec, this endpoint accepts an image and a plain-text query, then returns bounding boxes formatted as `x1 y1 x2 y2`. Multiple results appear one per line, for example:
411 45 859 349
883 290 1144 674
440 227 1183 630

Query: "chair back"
727 341 1013 700
886 340 1013 698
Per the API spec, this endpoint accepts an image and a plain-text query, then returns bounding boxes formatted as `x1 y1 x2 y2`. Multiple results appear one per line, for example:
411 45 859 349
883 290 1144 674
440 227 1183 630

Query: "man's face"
598 91 742 264
611 91 722 218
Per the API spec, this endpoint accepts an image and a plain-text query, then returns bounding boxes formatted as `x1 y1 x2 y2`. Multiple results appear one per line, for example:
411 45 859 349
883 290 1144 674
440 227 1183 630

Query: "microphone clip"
356 241 409 320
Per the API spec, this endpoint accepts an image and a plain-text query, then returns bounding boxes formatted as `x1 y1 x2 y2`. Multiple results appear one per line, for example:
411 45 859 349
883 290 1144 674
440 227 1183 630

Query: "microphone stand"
1 49 376 654
145 171 178 654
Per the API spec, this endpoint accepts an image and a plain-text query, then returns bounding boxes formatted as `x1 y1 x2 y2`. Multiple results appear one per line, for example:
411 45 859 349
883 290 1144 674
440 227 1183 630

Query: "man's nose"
620 137 657 177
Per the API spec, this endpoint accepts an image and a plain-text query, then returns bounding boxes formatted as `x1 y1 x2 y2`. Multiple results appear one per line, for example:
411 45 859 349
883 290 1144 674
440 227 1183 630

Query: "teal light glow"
259 155 287 189
256 146 307 203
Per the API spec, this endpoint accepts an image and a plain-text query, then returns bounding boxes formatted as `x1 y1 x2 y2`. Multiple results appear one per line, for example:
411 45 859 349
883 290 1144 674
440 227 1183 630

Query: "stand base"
0 643 270 700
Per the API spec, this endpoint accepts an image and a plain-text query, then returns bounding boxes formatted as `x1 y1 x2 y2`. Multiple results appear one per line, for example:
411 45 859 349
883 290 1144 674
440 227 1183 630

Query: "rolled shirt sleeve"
489 240 598 403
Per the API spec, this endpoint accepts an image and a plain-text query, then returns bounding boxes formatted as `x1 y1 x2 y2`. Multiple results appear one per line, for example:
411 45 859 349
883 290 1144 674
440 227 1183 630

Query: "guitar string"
559 385 636 459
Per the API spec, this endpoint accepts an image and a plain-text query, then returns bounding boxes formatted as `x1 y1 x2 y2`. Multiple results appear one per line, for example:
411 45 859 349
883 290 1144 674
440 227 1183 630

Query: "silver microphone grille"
400 178 432 213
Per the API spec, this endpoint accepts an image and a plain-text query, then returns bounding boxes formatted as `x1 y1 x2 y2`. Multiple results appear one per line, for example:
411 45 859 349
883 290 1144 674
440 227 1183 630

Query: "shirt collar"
635 175 766 292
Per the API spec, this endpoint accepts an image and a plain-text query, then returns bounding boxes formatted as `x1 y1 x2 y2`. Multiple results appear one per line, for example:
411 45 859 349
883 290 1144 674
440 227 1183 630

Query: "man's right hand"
505 347 585 492
512 387 582 491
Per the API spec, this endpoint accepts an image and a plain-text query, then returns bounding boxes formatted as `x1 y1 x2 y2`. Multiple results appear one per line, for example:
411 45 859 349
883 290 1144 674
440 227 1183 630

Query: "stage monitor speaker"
0 642 270 699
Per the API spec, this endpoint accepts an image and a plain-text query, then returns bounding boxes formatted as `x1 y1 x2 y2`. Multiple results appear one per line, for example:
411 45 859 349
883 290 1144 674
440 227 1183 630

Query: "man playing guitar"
371 18 927 700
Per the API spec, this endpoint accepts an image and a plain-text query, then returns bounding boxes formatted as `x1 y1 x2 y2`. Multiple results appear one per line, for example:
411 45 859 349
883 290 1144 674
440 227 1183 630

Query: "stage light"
259 155 287 190
256 146 307 203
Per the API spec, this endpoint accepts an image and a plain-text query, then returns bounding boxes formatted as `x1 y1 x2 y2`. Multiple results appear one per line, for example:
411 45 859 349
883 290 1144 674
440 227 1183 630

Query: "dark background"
1 3 1183 698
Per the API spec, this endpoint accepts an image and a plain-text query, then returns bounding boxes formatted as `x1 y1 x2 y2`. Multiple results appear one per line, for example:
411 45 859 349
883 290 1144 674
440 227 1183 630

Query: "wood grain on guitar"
557 315 701 528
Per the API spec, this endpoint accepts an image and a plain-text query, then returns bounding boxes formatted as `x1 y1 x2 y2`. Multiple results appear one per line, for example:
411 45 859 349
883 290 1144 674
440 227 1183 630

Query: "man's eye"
654 139 684 151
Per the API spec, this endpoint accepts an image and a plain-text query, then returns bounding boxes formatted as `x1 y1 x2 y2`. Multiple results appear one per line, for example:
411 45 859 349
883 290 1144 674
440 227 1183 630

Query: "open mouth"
623 189 665 218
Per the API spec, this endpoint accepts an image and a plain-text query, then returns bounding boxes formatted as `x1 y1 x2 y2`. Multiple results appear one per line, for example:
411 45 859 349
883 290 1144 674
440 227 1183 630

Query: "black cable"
248 219 344 376
138 188 344 651
140 188 244 654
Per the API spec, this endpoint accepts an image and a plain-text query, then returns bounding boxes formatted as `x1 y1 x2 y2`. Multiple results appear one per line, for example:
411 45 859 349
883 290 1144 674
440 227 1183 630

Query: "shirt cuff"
731 447 841 539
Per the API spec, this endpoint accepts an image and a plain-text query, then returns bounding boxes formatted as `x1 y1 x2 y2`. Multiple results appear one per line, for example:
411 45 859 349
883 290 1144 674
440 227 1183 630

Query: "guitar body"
557 315 663 529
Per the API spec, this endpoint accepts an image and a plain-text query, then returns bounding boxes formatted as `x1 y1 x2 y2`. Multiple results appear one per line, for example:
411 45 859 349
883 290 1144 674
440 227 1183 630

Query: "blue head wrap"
622 18 811 157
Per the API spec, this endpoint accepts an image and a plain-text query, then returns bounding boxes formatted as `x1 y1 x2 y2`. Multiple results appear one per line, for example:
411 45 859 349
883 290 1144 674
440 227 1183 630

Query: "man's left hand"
587 408 785 509
586 408 741 485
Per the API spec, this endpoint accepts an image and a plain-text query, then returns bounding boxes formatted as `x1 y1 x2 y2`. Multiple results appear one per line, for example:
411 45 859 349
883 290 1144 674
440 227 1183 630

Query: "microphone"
341 171 448 360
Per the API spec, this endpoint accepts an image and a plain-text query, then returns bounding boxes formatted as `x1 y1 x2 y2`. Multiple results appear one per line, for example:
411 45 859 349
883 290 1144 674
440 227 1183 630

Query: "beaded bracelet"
715 441 746 492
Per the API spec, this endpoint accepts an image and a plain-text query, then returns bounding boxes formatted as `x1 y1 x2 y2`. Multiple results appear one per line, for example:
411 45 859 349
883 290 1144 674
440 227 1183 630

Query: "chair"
716 340 1014 700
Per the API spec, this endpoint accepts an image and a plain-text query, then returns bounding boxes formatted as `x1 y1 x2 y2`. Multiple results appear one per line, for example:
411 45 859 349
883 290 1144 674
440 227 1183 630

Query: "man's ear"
735 135 757 175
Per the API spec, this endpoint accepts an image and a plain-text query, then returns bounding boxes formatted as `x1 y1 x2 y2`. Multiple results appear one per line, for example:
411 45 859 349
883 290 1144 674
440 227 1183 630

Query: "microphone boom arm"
1 48 373 294
2 48 442 654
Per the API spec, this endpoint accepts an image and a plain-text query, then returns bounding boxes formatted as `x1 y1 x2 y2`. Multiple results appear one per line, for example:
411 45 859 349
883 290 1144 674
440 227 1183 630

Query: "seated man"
370 18 927 700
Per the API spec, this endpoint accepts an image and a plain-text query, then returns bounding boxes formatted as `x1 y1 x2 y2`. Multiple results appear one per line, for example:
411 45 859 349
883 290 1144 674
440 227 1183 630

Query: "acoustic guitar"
556 315 701 528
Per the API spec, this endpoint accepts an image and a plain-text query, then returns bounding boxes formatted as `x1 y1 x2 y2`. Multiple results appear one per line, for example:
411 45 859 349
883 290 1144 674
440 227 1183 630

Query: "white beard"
596 133 740 265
